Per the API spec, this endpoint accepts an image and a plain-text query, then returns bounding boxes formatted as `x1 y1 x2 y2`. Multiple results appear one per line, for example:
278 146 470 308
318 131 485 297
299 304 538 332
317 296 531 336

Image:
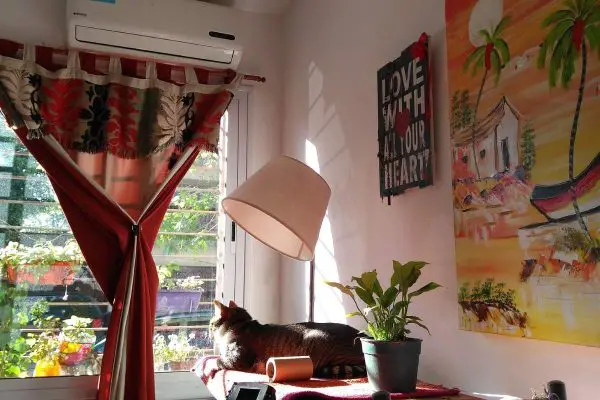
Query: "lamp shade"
222 156 331 261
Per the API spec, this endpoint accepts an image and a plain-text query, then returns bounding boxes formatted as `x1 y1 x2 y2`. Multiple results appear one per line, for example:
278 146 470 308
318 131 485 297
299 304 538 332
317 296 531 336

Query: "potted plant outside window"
326 261 441 393
0 241 83 286
28 331 61 377
57 316 96 366
156 263 204 315
165 332 201 371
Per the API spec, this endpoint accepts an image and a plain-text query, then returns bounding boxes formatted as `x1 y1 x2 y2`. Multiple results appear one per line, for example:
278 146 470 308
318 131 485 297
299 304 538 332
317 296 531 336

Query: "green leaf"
408 320 431 335
404 261 427 288
542 9 576 27
490 50 502 85
561 44 576 88
474 55 485 77
584 5 600 24
463 46 485 73
549 27 574 87
324 281 355 298
391 300 408 316
404 261 428 271
493 16 512 37
360 271 378 291
355 287 376 307
494 38 510 64
478 28 493 43
380 287 399 308
391 260 403 287
585 25 600 54
372 278 384 298
6 365 20 377
409 282 442 299
538 39 550 69
346 311 362 319
351 275 365 289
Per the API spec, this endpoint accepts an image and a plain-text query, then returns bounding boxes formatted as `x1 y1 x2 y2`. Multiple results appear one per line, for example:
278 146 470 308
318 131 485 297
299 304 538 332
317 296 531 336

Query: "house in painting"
452 96 522 179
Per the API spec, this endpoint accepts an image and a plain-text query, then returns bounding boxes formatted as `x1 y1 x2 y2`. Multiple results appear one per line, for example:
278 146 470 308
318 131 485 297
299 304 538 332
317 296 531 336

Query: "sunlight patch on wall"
305 138 345 323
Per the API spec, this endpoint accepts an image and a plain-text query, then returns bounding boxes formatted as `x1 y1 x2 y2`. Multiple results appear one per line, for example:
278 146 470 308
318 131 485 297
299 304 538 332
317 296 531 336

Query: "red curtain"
0 40 237 400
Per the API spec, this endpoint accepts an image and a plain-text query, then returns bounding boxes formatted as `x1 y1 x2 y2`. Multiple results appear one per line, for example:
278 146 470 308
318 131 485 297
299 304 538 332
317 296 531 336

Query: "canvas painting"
446 0 600 346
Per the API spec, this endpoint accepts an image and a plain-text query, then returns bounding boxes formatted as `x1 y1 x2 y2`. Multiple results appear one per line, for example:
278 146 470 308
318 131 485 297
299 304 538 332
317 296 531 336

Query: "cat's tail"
314 364 367 379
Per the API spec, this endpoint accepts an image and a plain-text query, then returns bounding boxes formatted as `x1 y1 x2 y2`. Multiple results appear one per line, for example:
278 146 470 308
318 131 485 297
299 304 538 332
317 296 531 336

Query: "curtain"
0 39 239 400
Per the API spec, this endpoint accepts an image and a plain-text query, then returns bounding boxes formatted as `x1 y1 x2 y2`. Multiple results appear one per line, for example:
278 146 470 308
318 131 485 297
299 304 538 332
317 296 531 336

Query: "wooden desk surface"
197 356 483 400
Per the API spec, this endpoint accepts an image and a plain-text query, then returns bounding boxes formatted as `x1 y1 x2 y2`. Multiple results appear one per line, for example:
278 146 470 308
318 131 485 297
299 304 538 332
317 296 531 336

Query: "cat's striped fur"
210 301 366 379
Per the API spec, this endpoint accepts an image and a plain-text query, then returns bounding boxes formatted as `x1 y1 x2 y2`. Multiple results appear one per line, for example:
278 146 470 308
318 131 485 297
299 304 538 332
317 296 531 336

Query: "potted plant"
0 241 84 286
326 261 441 393
166 332 200 371
156 263 204 315
27 331 61 377
57 316 96 366
152 334 169 372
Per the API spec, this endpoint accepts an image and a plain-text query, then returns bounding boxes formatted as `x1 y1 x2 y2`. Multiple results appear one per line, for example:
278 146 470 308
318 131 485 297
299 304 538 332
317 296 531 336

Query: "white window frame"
0 91 248 400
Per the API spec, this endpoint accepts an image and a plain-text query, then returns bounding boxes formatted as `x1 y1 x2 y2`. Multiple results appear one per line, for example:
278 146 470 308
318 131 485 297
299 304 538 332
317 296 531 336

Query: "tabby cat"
209 300 366 379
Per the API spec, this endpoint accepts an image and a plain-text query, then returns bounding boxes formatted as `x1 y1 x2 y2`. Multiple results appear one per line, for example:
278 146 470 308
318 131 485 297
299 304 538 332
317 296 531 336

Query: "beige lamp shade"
222 156 331 261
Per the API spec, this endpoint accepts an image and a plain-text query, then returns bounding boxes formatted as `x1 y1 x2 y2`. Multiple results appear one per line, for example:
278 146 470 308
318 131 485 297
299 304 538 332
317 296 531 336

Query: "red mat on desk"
194 357 460 400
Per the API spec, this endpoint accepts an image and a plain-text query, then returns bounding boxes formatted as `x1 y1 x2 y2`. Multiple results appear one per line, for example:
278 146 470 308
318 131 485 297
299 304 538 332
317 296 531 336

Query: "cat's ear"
228 300 238 308
213 300 229 318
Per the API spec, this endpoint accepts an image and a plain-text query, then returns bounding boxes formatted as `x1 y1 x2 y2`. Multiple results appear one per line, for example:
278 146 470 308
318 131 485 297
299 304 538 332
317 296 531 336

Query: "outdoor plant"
152 334 170 370
176 276 204 291
0 337 30 378
157 263 204 291
60 316 95 344
326 261 441 341
158 263 181 290
0 240 84 270
26 331 60 364
166 332 200 363
0 240 84 285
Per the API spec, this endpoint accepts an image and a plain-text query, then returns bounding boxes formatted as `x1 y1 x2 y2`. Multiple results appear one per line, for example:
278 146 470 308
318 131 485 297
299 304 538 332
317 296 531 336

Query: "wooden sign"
377 33 433 201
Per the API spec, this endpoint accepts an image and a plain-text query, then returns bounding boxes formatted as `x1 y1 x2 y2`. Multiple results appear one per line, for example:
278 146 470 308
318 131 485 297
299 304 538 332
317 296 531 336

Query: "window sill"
0 372 212 400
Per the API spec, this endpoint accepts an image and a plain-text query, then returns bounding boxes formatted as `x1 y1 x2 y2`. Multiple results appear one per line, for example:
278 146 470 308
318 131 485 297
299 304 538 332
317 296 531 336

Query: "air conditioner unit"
66 0 244 70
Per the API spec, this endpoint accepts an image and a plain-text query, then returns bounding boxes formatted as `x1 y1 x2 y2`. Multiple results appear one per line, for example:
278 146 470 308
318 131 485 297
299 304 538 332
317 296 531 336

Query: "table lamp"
221 155 331 321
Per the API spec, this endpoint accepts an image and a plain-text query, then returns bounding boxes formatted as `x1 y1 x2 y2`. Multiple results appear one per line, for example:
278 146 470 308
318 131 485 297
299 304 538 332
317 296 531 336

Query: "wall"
280 1 599 398
0 0 283 323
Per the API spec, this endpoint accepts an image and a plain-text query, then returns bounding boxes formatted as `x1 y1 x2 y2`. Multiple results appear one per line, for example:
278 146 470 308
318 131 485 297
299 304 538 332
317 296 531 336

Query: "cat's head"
209 300 253 336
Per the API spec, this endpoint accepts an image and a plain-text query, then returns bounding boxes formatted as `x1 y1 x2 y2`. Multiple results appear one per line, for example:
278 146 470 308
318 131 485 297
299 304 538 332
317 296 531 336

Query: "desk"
194 357 481 400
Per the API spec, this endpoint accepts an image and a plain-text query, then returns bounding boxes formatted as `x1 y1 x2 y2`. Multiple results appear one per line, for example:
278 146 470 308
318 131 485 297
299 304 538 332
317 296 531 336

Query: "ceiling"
200 0 291 14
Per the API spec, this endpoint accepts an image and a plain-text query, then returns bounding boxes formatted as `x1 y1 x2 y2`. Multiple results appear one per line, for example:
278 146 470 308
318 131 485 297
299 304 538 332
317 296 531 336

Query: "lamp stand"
308 259 315 322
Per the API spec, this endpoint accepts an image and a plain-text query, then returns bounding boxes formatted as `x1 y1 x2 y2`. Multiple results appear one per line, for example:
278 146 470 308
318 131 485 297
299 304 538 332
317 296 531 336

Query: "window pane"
152 146 224 372
0 120 109 379
0 109 229 378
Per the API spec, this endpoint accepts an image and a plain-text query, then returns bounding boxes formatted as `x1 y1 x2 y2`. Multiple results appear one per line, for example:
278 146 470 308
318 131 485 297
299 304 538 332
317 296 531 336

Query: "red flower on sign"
410 33 428 60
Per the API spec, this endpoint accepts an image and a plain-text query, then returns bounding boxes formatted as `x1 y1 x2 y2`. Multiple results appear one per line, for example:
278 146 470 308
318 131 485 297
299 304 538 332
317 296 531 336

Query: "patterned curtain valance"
0 39 240 158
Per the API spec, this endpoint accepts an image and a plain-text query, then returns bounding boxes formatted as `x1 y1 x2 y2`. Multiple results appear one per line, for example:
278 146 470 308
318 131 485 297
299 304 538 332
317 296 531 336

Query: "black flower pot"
360 337 422 393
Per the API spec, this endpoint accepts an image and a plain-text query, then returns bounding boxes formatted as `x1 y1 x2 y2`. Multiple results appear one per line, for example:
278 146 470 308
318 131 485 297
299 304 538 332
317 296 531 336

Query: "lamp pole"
308 259 315 322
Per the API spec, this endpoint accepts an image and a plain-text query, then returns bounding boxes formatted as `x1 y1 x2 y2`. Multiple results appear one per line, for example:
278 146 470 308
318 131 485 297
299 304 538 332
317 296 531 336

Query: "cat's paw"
203 358 222 378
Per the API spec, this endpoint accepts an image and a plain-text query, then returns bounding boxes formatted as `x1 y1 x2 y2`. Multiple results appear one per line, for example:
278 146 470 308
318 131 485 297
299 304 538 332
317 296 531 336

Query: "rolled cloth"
266 356 313 383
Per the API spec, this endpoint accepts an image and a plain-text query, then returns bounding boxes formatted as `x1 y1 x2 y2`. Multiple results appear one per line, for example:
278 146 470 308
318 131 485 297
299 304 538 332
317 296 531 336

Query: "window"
0 92 247 397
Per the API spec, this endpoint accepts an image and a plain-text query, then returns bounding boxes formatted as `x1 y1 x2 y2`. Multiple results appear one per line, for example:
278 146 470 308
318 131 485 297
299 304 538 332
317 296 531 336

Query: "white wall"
0 0 282 323
280 1 599 398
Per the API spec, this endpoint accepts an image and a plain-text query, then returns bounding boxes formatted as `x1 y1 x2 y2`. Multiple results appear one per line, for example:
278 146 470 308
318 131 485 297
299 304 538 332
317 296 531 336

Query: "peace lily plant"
326 260 441 393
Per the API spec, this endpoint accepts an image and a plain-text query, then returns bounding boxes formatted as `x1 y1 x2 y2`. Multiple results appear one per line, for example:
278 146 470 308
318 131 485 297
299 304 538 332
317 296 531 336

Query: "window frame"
0 91 248 400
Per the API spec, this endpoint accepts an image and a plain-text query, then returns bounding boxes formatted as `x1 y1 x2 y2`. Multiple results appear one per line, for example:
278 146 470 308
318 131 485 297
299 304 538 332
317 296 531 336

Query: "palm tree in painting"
463 16 511 180
537 0 600 241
